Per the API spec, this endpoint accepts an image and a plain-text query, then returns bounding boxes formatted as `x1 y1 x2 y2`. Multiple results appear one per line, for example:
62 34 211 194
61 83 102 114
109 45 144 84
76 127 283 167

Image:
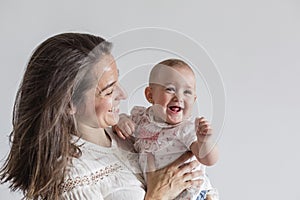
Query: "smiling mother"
0 32 202 200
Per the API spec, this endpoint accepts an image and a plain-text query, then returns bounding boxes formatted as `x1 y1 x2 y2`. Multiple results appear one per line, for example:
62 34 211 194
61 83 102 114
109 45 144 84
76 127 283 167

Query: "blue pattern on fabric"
195 190 207 200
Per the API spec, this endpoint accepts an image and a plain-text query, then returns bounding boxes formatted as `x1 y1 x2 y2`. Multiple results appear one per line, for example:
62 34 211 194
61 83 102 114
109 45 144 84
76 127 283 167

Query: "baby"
114 59 219 200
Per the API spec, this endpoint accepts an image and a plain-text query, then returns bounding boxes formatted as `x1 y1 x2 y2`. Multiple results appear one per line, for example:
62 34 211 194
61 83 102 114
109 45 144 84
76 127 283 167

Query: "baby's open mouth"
168 106 182 113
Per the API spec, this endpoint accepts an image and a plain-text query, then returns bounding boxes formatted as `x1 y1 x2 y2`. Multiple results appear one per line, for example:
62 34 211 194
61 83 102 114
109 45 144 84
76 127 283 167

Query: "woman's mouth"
109 106 119 113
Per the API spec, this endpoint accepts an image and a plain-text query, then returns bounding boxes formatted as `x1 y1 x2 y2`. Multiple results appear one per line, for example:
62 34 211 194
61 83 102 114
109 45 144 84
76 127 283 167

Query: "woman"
0 33 202 199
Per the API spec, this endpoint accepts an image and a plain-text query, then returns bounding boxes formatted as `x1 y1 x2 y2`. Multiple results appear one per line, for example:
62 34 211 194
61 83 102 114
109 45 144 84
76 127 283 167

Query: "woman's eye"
105 89 114 96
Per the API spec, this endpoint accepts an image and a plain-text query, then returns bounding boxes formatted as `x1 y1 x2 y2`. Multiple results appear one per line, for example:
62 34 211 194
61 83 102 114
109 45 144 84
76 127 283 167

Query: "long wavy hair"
0 32 112 199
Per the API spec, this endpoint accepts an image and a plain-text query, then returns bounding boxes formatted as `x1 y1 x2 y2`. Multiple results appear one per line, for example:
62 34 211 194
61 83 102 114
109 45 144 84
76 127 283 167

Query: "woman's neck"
76 122 112 147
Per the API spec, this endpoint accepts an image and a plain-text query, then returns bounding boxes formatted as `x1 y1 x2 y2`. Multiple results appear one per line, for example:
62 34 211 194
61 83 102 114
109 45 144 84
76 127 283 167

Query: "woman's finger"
184 179 203 190
167 151 193 169
182 170 203 182
146 153 156 173
177 160 200 175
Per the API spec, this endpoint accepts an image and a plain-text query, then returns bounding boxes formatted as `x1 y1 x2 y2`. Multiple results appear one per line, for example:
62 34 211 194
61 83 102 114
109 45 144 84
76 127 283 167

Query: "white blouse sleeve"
60 132 146 200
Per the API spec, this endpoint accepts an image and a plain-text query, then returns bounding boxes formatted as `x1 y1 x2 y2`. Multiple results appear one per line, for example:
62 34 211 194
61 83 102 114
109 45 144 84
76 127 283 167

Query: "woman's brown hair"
0 32 111 199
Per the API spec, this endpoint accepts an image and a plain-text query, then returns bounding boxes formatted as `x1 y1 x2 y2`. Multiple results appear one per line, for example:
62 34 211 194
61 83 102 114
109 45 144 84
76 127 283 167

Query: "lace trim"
60 163 122 193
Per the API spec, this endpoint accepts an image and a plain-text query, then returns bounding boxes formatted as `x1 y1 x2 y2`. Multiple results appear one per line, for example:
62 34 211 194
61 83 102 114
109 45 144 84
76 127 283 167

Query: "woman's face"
75 55 127 129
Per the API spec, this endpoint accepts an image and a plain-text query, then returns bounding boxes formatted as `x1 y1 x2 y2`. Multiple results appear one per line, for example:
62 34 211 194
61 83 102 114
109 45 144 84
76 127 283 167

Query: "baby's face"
149 65 196 124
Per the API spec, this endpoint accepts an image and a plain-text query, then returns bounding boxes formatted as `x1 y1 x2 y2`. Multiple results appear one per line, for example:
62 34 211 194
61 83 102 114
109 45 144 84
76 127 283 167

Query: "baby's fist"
195 117 213 143
114 114 135 140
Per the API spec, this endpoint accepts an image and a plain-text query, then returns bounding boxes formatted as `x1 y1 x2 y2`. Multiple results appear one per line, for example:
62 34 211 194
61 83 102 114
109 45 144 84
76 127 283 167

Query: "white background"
1 0 299 199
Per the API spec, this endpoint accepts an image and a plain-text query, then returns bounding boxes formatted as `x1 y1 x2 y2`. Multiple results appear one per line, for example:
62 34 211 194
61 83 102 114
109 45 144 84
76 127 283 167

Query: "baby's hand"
195 117 213 143
113 114 135 140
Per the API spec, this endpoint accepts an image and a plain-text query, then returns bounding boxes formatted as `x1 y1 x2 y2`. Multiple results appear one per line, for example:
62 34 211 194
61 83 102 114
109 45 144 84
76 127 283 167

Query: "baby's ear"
144 86 154 104
194 95 197 103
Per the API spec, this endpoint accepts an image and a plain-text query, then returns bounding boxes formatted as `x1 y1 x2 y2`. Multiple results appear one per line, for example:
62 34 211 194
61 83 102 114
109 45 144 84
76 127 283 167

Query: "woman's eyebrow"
99 81 117 93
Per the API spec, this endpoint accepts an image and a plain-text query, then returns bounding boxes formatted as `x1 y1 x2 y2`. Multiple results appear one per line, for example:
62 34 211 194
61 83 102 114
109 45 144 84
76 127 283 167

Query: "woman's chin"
109 115 120 126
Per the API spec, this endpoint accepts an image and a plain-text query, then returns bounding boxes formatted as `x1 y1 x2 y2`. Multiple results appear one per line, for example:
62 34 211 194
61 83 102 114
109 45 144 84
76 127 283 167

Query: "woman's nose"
115 83 127 100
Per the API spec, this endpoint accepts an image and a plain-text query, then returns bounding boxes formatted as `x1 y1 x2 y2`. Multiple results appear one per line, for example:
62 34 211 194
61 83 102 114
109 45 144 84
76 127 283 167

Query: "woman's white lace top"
60 128 145 200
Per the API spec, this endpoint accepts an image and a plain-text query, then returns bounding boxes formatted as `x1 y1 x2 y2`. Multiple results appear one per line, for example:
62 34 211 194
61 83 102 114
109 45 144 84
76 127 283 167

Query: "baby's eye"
184 90 193 95
165 87 176 93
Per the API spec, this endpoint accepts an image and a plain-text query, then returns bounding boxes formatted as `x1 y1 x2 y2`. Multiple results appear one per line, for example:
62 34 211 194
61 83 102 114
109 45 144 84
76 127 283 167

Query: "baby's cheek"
184 105 193 116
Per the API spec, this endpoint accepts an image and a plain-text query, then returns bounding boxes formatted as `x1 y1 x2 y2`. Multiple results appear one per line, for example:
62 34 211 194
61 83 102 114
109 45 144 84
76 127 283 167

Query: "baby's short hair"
158 58 189 68
149 58 194 84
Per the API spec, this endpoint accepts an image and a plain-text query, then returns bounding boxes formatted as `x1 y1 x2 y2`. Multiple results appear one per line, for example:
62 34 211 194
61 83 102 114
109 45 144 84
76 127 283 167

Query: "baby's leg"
205 188 219 200
205 194 213 200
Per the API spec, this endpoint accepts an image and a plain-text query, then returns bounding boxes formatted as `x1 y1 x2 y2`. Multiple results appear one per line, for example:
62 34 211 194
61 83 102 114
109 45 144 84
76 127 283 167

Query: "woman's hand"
144 151 203 200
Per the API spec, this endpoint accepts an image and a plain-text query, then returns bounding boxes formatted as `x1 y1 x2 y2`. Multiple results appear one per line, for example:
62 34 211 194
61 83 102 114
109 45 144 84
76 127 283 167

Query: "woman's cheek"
95 97 113 117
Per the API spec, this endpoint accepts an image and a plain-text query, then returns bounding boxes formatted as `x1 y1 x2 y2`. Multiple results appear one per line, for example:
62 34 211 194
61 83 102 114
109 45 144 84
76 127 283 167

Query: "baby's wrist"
197 139 212 148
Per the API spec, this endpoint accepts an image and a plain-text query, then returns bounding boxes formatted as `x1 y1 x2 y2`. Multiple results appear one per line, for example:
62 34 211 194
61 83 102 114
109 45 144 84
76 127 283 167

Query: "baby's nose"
173 92 184 102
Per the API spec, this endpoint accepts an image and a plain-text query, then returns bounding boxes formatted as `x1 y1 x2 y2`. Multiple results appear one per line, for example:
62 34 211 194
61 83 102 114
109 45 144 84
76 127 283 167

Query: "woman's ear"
145 86 154 104
69 103 77 115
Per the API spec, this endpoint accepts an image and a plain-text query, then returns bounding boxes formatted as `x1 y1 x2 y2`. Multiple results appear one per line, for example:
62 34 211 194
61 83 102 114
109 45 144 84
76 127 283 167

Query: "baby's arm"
113 106 146 140
190 117 219 166
113 114 136 140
